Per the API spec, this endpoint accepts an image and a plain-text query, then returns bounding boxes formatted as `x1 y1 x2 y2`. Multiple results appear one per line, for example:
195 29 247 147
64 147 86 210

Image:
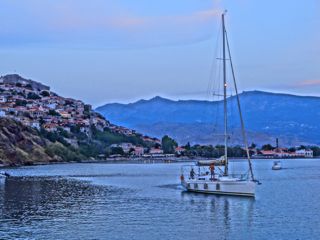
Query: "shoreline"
1 156 319 169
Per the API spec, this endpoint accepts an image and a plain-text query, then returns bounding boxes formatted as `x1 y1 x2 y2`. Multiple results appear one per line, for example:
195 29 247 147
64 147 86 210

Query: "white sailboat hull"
181 179 255 197
272 161 282 170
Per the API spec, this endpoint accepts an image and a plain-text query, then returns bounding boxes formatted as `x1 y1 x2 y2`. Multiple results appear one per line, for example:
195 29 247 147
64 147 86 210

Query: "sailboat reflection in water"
180 12 260 197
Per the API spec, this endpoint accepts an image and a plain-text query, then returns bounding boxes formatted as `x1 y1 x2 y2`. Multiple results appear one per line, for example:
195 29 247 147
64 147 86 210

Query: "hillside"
96 91 320 146
0 74 160 166
0 118 78 166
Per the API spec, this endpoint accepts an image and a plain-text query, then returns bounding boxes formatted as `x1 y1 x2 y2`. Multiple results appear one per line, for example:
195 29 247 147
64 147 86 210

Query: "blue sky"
0 0 319 106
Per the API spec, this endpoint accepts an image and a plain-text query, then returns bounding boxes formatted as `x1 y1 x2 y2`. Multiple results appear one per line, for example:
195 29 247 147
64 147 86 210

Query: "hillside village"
0 74 107 133
0 74 167 158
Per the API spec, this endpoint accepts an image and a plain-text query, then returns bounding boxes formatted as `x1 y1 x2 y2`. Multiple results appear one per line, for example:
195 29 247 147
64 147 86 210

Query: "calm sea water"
0 159 319 240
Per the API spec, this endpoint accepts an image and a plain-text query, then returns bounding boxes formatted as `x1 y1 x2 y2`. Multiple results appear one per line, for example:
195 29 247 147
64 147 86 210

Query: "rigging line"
213 29 224 146
206 22 222 134
206 22 222 99
211 32 222 133
213 47 222 134
225 29 255 182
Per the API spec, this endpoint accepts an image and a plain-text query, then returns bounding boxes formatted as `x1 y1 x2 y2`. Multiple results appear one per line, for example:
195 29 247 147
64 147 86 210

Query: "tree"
154 142 161 148
129 148 135 154
161 135 178 154
184 142 191 150
110 147 124 155
25 84 33 90
70 125 81 134
262 144 274 151
310 146 320 156
48 109 60 116
15 99 27 107
39 117 45 125
288 147 296 152
41 90 50 97
27 92 41 100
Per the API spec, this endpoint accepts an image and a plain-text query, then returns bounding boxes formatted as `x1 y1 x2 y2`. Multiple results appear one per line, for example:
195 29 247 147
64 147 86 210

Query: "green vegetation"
181 144 247 158
93 127 147 147
74 126 155 158
25 84 33 90
45 142 84 162
161 135 177 154
39 128 69 146
310 146 320 156
40 90 50 97
15 99 28 107
110 147 124 155
261 144 274 150
48 109 60 116
27 92 41 100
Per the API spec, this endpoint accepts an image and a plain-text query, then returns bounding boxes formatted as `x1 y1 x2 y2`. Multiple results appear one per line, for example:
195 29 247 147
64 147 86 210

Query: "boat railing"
229 172 249 180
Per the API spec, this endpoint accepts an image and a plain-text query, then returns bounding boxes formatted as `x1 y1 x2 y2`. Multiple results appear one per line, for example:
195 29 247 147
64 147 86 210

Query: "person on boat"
190 168 195 179
209 164 215 180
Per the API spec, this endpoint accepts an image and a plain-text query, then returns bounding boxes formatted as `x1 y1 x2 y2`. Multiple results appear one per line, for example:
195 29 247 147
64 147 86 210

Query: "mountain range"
96 91 320 147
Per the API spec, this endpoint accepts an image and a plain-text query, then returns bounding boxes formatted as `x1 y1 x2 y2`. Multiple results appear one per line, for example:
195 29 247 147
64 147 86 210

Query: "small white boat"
272 161 282 170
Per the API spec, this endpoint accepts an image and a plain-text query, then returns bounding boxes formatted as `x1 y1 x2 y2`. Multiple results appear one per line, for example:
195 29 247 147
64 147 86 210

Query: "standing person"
190 168 195 179
209 163 215 180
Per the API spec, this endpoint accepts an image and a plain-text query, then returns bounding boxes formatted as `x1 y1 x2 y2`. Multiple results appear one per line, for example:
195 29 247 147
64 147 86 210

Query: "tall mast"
222 12 228 176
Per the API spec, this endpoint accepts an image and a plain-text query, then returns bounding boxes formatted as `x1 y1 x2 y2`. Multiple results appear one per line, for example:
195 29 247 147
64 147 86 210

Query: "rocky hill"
96 91 320 146
0 74 160 166
0 118 75 166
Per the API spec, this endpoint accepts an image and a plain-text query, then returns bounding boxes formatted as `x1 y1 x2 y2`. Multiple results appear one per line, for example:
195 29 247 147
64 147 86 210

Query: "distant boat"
272 161 282 170
180 12 259 197
0 171 10 178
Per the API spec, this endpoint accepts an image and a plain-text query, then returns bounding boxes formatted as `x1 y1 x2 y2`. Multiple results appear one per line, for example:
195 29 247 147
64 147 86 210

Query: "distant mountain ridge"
96 91 320 146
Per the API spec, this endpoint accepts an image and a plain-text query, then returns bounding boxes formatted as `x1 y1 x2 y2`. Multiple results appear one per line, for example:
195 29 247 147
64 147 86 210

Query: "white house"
0 96 7 103
149 148 164 154
31 121 41 130
0 110 6 117
295 149 313 158
119 143 134 153
133 146 144 156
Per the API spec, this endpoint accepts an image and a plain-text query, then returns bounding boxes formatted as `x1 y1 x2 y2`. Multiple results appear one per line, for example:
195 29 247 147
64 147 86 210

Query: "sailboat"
180 12 259 197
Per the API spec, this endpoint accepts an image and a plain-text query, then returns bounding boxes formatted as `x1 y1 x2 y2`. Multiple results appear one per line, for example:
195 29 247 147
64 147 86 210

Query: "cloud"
291 79 320 88
0 1 222 47
49 7 221 32
2 0 221 31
